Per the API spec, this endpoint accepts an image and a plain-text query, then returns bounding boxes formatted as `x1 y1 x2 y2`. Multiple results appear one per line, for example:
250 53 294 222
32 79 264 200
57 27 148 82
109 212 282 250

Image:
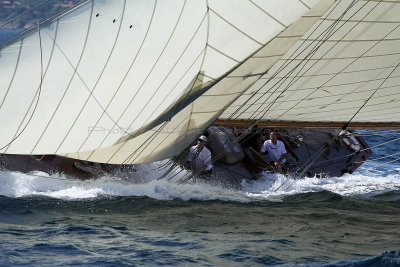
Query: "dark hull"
0 128 372 189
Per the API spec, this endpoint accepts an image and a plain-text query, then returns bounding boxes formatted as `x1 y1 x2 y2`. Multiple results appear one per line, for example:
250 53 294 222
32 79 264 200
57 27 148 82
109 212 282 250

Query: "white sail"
2 0 399 164
1 0 317 163
220 0 400 125
65 0 331 164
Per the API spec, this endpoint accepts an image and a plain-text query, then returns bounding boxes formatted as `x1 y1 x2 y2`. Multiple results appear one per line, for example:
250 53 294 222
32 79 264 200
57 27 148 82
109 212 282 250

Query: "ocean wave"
1 167 399 202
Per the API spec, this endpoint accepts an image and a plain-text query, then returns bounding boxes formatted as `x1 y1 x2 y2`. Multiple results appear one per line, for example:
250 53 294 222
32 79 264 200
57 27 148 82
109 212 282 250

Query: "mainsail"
1 0 399 164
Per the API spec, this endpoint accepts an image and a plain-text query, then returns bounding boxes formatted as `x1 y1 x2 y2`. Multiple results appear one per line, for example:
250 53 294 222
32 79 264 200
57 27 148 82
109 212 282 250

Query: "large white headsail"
65 0 328 164
1 0 209 155
1 0 333 164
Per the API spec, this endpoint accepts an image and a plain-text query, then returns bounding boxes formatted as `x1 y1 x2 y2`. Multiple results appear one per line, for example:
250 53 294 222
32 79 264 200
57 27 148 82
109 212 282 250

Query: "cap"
199 135 207 142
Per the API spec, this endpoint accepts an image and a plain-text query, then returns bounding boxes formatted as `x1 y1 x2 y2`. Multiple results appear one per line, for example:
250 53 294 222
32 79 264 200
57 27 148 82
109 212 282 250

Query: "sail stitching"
246 0 363 121
79 0 158 159
298 0 311 9
4 21 60 153
208 8 263 46
30 0 95 154
55 0 128 154
118 6 208 139
0 39 23 111
112 1 213 164
87 0 187 159
230 84 400 111
248 0 288 28
344 60 400 127
224 0 346 121
0 23 44 152
272 0 399 122
107 4 211 164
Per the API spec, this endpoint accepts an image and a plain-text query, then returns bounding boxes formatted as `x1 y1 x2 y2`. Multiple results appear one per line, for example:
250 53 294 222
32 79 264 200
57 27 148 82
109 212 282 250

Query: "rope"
0 0 52 29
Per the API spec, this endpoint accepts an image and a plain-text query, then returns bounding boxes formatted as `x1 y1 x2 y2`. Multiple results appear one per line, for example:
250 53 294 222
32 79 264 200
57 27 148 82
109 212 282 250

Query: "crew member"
186 135 213 176
260 132 287 173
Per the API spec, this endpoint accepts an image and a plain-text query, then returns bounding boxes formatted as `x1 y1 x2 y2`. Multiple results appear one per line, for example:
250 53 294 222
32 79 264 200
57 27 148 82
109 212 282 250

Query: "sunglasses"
198 139 203 142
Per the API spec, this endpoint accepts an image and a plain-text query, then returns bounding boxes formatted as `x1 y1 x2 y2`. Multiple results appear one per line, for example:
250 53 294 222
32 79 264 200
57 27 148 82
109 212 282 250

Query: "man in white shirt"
260 132 287 173
186 135 213 176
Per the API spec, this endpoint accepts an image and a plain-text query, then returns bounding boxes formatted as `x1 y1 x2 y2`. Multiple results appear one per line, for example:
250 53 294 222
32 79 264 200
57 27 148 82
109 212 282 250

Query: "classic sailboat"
0 0 399 184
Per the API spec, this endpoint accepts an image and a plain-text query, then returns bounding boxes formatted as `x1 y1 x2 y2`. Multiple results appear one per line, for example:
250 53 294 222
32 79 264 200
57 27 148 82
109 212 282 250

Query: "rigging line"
357 151 400 163
248 0 367 121
272 0 394 121
113 40 208 165
361 157 400 170
81 0 158 160
241 83 400 116
0 0 88 49
119 121 170 165
0 0 52 29
268 0 385 119
213 2 352 141
28 155 57 172
358 133 400 136
231 2 358 124
358 128 400 133
344 62 400 129
307 136 400 167
0 23 43 152
280 135 338 192
225 0 351 121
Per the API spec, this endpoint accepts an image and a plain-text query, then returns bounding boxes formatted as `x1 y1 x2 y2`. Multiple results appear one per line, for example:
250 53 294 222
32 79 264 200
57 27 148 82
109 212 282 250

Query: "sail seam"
91 0 187 159
30 0 95 154
301 37 400 42
55 0 128 154
248 0 288 28
262 63 400 79
5 21 59 153
81 0 158 159
206 44 240 63
119 4 208 140
272 0 400 122
298 0 311 9
248 0 363 121
233 84 400 105
232 91 400 114
225 0 344 121
113 1 213 164
280 52 400 61
248 0 386 121
132 47 206 136
0 39 23 111
208 8 263 46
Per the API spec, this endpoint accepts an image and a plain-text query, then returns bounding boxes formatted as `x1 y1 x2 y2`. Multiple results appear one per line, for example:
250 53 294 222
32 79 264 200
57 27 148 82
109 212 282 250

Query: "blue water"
0 29 21 44
1 132 400 266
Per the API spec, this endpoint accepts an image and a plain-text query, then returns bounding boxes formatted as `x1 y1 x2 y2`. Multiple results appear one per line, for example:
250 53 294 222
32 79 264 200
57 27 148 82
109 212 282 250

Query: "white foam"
1 167 399 202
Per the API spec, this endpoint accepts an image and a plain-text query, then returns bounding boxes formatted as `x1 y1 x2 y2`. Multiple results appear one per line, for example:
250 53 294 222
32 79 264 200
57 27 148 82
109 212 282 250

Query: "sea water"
1 133 400 266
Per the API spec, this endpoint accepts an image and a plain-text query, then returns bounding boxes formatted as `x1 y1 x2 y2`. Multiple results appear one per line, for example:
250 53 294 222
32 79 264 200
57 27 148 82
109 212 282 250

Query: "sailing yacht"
0 0 399 184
